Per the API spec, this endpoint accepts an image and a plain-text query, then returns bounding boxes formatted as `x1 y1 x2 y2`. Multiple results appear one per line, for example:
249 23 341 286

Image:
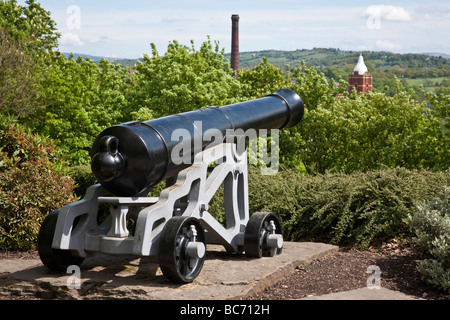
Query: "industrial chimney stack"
231 14 239 73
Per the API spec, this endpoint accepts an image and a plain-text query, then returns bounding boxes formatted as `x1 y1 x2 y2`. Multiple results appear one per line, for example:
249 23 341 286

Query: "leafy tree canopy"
131 38 245 119
0 0 59 54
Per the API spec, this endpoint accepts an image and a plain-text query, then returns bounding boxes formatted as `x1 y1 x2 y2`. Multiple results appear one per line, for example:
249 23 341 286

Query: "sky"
19 0 450 59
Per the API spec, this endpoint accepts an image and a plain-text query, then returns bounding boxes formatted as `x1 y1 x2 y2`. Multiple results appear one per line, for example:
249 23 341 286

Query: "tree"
0 27 40 117
0 0 60 119
297 81 447 173
282 63 348 171
238 59 301 169
131 38 244 119
421 90 450 170
237 60 349 171
30 55 132 165
0 0 59 54
239 59 448 174
238 57 290 98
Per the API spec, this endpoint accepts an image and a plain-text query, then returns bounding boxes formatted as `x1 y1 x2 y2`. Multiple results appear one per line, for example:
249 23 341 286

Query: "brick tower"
348 54 372 93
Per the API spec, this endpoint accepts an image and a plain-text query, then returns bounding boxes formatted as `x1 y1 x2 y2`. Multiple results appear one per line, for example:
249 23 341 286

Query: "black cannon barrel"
91 89 304 196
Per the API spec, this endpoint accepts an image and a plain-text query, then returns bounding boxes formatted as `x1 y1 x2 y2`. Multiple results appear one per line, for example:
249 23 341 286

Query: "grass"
406 77 447 86
404 77 448 92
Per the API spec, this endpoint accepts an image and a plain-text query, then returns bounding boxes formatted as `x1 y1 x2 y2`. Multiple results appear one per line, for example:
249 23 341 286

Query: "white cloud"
60 33 84 46
364 5 412 22
376 40 401 51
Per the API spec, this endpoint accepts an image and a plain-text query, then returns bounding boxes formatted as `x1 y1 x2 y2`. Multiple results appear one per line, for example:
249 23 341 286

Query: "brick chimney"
231 14 239 73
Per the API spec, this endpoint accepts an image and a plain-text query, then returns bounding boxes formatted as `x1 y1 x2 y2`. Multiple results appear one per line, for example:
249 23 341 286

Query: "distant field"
405 77 447 86
404 77 448 91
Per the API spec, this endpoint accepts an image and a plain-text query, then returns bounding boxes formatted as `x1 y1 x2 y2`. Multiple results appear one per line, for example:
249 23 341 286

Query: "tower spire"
353 54 368 75
348 54 372 93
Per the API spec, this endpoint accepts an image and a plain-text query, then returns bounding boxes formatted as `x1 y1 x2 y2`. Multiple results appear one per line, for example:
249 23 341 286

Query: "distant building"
348 54 372 93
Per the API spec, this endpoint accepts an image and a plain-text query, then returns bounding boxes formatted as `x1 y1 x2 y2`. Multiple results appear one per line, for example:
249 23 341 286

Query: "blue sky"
22 0 450 58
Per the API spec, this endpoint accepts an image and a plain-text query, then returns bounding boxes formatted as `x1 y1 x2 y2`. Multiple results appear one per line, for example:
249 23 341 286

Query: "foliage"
410 186 450 293
131 38 244 118
0 115 76 250
70 165 97 198
281 63 346 171
244 166 449 249
228 58 449 174
252 61 450 174
0 0 60 118
29 55 132 165
421 90 450 168
209 167 448 249
238 57 291 98
299 86 447 173
0 27 41 117
291 61 348 111
237 60 347 171
0 0 59 54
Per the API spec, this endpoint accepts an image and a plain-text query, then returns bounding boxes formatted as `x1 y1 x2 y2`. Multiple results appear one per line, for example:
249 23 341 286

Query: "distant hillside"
224 48 449 71
224 48 449 93
63 52 143 66
421 52 450 59
63 48 449 93
63 52 117 62
64 48 449 73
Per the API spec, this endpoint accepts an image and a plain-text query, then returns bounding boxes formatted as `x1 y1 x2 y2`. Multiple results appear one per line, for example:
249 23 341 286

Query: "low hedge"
246 167 449 249
209 166 449 249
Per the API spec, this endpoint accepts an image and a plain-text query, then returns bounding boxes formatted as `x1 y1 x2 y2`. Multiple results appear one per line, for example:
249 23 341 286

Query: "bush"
70 165 97 197
233 166 448 249
410 186 450 293
0 116 76 250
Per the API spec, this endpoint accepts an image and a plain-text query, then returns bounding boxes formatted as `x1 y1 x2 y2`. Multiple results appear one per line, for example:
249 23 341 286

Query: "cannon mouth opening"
271 89 305 129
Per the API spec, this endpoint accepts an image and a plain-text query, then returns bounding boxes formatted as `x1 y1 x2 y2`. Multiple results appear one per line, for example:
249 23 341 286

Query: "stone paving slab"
0 242 338 300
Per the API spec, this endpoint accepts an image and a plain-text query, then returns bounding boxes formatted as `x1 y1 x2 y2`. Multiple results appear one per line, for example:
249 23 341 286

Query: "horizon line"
60 48 450 61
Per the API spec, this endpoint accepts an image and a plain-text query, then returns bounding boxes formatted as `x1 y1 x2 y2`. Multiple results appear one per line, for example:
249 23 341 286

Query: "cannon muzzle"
91 89 304 196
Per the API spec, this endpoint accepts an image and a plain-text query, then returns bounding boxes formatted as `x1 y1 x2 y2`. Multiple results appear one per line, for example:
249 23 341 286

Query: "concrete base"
0 242 338 300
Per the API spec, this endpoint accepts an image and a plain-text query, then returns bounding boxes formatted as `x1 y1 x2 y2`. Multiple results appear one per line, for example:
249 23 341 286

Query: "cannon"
37 89 304 283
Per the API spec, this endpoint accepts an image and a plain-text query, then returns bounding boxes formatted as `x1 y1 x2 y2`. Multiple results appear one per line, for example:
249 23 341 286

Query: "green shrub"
410 186 450 293
70 165 97 197
0 116 76 250
231 166 448 249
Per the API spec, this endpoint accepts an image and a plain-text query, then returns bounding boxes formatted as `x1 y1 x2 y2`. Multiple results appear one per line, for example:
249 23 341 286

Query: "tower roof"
353 54 368 75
